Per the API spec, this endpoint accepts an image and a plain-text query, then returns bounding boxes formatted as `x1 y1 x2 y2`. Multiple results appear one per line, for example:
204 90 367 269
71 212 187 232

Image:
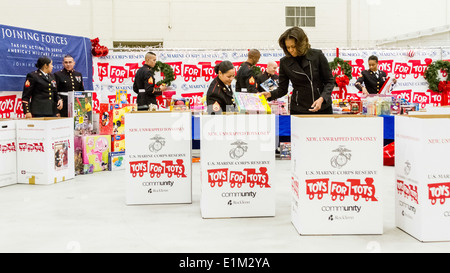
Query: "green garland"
153 61 175 86
423 60 450 92
251 65 262 76
328 57 353 81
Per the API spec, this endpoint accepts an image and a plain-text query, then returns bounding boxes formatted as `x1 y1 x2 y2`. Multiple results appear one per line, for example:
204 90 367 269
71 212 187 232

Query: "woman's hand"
57 99 63 110
259 92 271 99
309 97 324 112
25 113 32 119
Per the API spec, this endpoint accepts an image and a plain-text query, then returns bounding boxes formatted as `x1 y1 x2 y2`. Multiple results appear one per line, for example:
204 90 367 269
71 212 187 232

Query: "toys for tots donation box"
125 111 192 205
291 115 383 235
200 114 276 218
0 119 17 187
395 115 450 242
16 118 74 185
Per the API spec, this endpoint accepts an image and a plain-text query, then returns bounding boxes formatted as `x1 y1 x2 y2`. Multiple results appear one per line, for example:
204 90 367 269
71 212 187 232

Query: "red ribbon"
438 81 450 106
336 75 349 99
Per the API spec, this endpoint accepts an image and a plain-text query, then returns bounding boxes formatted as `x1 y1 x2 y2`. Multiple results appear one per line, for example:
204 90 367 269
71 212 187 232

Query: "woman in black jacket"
22 56 63 118
206 60 236 114
261 27 334 114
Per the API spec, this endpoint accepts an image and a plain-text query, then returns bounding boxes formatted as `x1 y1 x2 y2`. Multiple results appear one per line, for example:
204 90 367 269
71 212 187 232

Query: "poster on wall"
0 24 93 92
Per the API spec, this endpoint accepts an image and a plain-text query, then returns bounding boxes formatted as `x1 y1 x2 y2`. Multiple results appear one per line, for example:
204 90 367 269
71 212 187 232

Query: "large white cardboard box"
16 118 74 185
0 119 17 187
200 114 276 218
291 115 383 235
395 114 450 242
125 111 192 205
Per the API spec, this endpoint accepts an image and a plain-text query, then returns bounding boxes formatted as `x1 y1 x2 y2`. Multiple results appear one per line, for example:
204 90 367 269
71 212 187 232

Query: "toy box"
116 89 128 104
395 115 450 241
234 92 271 114
111 134 125 152
99 103 137 135
68 91 94 135
81 135 111 172
16 118 74 185
109 151 125 171
0 119 17 187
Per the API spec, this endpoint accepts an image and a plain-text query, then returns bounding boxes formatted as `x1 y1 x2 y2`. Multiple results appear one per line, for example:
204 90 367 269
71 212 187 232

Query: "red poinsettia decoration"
438 80 450 106
335 75 350 99
90 37 109 57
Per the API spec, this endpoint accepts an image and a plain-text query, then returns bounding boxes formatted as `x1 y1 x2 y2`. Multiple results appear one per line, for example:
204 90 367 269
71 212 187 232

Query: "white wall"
0 0 448 50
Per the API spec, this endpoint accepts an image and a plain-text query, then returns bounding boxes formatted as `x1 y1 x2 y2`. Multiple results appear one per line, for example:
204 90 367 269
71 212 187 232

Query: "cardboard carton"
16 118 74 185
0 119 17 187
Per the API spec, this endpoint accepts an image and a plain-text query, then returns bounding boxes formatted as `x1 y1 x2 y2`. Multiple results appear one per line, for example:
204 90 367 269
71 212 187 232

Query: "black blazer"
22 70 61 116
270 49 334 114
235 62 259 93
206 77 235 114
355 69 387 94
133 64 158 106
54 69 85 92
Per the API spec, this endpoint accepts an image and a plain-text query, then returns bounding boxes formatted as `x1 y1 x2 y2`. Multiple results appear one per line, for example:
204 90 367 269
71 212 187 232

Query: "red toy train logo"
129 159 187 179
305 177 378 202
207 167 270 188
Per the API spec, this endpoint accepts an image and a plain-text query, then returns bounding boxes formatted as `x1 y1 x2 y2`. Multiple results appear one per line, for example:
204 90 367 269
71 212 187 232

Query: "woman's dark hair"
214 60 234 74
278 27 311 57
35 56 52 69
368 55 379 63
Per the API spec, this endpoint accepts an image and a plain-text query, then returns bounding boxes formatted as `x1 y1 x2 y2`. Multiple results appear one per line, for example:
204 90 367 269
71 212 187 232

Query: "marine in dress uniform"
235 61 259 93
206 76 235 114
354 69 387 95
54 68 85 117
133 63 159 107
22 70 61 117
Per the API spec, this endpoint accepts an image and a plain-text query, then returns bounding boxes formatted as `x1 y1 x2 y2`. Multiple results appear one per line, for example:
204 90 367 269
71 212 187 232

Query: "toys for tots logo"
305 177 378 202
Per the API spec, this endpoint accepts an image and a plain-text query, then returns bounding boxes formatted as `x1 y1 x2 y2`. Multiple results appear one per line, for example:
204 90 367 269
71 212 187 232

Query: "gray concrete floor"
1 158 450 253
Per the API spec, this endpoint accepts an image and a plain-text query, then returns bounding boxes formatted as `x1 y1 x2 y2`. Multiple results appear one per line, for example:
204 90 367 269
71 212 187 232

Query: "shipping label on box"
125 111 192 205
0 119 17 187
68 91 94 135
395 115 450 242
291 115 383 235
16 118 74 185
81 135 111 172
200 114 276 218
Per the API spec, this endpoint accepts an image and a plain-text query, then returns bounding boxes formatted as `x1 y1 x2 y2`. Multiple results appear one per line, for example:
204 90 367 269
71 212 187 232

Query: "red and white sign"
291 115 383 235
125 111 192 205
200 114 276 218
0 119 17 187
0 92 24 119
16 117 74 185
395 115 450 241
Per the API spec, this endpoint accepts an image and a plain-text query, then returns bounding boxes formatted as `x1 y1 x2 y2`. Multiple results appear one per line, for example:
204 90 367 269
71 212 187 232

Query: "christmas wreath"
329 57 353 99
153 61 175 86
423 60 450 92
424 60 450 105
329 57 353 81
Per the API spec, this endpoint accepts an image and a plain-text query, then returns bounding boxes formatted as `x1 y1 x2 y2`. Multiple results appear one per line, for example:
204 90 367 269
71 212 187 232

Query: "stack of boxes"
70 90 136 175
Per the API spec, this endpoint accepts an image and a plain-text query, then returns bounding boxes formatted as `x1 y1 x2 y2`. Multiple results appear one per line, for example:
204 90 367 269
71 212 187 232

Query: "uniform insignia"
75 76 81 82
51 80 57 87
148 77 153 84
249 76 255 85
212 101 221 112
25 80 31 88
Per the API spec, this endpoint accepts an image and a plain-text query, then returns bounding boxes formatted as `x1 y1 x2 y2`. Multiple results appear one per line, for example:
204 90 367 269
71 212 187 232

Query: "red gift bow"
336 75 349 99
438 81 450 106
